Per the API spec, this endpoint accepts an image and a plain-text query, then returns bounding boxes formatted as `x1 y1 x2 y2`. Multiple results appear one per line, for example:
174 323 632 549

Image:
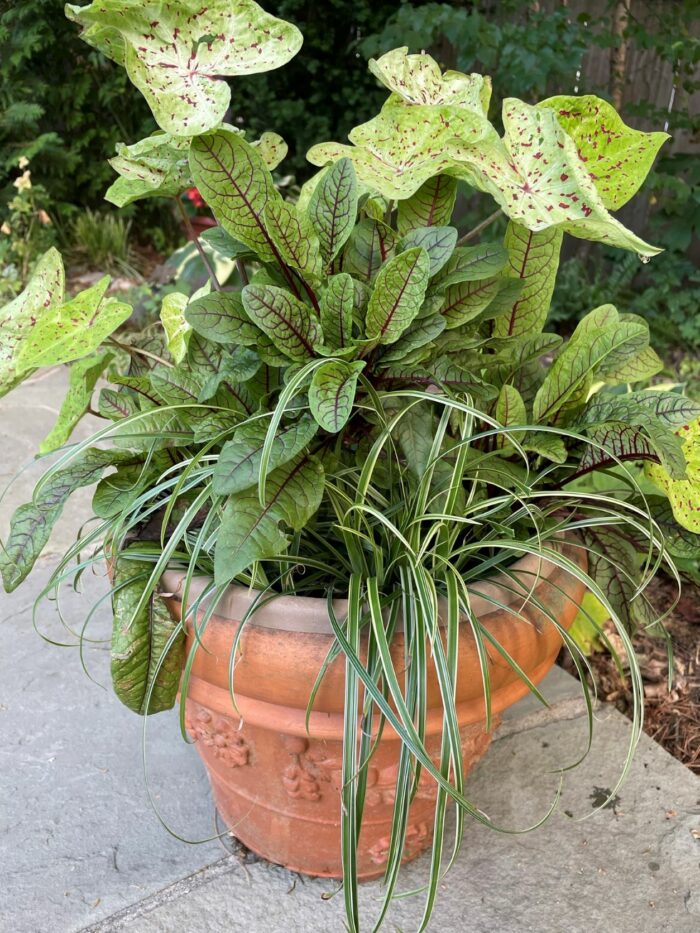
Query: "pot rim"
160 535 586 635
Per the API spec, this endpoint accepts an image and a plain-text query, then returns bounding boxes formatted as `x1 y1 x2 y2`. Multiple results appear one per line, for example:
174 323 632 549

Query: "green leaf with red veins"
213 416 318 495
264 200 323 280
307 99 489 201
16 277 131 373
396 225 457 276
365 247 431 344
495 383 526 451
533 308 649 423
492 222 563 338
432 243 508 289
214 454 325 585
309 361 366 433
185 291 260 346
368 48 491 113
343 218 397 283
242 284 322 361
540 95 669 210
440 277 501 329
450 100 660 257
320 274 354 349
307 158 358 263
379 314 445 364
397 175 458 235
190 130 282 262
65 0 302 137
106 132 191 208
0 247 64 397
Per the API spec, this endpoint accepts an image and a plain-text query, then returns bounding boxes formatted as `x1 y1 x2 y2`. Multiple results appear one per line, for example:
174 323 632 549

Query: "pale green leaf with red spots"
66 0 302 137
159 292 190 363
540 95 669 210
307 98 489 201
16 277 132 372
106 132 191 207
646 418 700 533
368 47 491 113
449 100 660 257
253 132 288 171
0 247 65 397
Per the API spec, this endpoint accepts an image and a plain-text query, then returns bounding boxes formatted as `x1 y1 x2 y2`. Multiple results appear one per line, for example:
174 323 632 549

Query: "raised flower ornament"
2 6 700 931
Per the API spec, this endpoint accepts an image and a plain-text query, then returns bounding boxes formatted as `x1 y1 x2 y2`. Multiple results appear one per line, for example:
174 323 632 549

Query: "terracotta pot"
161 539 587 880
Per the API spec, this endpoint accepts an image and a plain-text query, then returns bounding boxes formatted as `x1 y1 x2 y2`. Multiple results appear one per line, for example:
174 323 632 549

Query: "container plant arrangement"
2 2 700 929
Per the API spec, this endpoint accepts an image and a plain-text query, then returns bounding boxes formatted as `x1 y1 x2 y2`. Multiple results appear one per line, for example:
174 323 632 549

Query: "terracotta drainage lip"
160 538 586 635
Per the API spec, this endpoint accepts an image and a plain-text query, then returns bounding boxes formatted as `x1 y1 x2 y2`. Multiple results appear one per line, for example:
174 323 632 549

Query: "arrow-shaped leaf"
16 277 131 372
214 454 324 584
307 157 358 263
189 129 281 262
242 284 322 360
365 247 431 344
309 361 365 433
213 416 318 495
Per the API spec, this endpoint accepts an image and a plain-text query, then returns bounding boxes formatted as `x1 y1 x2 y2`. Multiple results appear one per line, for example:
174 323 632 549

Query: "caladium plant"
1 8 699 931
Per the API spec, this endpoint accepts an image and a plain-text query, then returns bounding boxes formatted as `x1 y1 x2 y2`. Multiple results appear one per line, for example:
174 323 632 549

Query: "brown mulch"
559 576 700 774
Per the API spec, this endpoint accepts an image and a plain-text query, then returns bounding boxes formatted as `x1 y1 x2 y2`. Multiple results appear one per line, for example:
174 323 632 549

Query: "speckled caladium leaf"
343 218 397 282
307 158 358 263
365 247 431 344
432 242 508 289
213 416 317 495
106 132 191 207
450 100 660 257
264 199 323 279
66 0 302 137
492 223 563 338
16 277 131 373
242 284 322 360
189 130 281 262
40 351 113 455
214 454 324 584
396 175 458 235
111 551 185 715
0 248 64 397
309 360 365 433
540 95 669 210
159 292 190 363
533 307 649 423
0 448 134 592
253 132 288 171
368 47 491 113
320 274 354 349
396 225 457 276
185 291 260 346
308 99 488 201
646 417 700 532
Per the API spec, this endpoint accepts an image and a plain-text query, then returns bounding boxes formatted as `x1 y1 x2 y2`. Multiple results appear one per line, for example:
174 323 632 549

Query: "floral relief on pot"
185 702 251 769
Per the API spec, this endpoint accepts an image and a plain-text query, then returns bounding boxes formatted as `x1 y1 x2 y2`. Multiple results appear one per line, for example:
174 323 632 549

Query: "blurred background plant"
1 0 698 348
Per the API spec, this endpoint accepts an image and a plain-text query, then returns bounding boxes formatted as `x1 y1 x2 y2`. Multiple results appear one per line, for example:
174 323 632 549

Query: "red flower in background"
185 187 205 209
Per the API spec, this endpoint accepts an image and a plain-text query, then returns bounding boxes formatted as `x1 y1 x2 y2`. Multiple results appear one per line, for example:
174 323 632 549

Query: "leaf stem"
456 209 502 245
174 197 222 292
108 337 174 369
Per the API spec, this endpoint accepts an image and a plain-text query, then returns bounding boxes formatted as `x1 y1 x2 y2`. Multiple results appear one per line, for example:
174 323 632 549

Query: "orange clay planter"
161 539 587 880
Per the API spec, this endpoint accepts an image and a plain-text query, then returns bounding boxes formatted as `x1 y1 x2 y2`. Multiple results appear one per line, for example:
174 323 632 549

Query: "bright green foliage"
16 276 131 372
159 293 191 364
66 0 302 136
0 247 64 397
242 284 322 360
40 351 113 454
396 176 458 235
307 158 358 263
106 132 191 207
111 552 185 714
646 418 700 532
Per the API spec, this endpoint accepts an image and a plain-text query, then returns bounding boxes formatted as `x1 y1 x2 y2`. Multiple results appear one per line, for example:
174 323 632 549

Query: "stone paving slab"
2 367 699 933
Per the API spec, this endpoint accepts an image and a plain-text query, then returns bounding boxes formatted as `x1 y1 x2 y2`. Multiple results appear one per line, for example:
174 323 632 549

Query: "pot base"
186 698 498 880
